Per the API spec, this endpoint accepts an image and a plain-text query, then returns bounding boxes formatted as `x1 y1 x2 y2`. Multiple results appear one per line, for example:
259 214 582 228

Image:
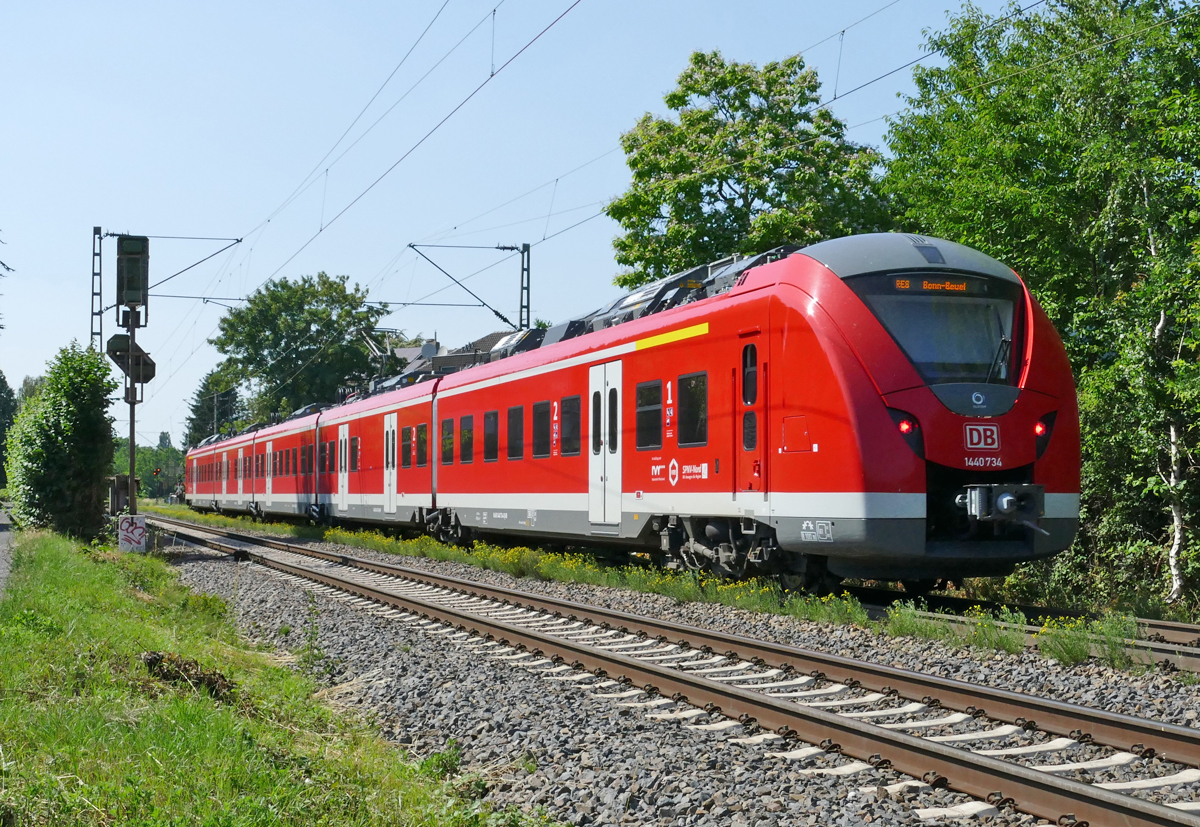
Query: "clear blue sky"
1 0 1004 447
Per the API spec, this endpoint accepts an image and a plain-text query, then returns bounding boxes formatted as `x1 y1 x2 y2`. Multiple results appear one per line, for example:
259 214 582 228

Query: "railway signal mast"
106 235 156 518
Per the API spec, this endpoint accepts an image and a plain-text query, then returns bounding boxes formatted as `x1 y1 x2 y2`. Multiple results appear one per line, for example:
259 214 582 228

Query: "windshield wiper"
984 335 1012 384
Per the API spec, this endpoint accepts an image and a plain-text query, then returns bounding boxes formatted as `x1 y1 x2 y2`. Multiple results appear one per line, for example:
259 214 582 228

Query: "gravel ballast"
292 535 1200 731
174 547 1047 826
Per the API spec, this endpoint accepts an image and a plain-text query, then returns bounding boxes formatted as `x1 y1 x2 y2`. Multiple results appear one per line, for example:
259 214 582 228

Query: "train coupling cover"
956 483 1048 535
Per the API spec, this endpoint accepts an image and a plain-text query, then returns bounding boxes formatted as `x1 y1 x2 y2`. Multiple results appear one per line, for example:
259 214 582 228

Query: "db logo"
964 423 1000 451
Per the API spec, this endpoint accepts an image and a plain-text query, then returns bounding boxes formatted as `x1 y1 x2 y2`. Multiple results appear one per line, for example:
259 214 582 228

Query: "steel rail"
159 520 1199 827
152 516 1200 769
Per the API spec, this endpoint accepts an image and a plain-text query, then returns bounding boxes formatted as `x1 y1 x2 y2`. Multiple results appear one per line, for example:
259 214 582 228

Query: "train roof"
797 233 1019 283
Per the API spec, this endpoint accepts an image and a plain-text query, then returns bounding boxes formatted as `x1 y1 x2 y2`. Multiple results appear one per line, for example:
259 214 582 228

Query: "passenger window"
416 424 427 467
441 418 454 465
742 344 757 405
349 437 359 472
508 406 524 460
677 372 708 447
607 388 618 454
328 440 336 473
743 411 757 450
560 395 581 456
460 416 474 464
319 442 326 473
532 401 551 458
401 427 412 469
591 391 602 454
635 381 662 450
484 411 499 461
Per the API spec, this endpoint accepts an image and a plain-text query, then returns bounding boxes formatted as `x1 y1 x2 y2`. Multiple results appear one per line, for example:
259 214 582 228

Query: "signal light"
153 468 161 476
1033 421 1047 437
898 419 916 435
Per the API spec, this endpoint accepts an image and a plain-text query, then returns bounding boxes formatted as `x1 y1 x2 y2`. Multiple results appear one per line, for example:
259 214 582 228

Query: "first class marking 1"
635 322 709 351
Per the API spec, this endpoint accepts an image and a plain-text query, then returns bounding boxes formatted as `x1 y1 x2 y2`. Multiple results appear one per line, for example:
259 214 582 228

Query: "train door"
736 340 768 507
221 452 228 497
337 423 349 512
265 441 273 506
588 360 623 526
384 412 397 514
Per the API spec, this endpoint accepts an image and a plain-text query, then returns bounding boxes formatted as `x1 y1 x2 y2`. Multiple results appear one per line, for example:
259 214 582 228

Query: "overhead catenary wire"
263 0 584 283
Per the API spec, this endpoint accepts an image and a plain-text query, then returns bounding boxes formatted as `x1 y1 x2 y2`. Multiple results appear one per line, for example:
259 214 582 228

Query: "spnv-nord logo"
964 423 1000 451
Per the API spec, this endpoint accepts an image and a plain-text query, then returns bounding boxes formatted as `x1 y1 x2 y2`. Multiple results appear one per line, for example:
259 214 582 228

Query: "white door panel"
588 360 622 526
337 424 349 512
265 441 273 506
384 413 397 514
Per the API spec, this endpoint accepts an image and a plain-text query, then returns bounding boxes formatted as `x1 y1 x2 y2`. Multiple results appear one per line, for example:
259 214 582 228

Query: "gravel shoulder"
173 546 1040 827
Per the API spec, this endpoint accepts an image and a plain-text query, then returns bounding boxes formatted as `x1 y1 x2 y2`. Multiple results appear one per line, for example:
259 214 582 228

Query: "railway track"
847 586 1200 650
153 515 1200 826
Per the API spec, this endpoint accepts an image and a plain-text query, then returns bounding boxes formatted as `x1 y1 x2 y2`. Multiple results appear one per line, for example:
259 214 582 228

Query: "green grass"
1034 612 1141 668
0 531 550 826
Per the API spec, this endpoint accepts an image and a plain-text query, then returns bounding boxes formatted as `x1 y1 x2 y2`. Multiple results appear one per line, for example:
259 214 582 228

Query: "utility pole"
495 243 531 329
90 228 103 348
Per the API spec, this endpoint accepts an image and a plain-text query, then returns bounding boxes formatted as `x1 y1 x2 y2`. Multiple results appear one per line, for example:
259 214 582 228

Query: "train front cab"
768 234 1080 582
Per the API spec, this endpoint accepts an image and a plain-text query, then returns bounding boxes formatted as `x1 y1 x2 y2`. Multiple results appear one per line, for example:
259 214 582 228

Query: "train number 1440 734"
964 456 1003 468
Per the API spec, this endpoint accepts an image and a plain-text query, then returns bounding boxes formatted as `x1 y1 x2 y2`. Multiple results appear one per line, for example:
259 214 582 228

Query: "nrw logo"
964 423 1001 451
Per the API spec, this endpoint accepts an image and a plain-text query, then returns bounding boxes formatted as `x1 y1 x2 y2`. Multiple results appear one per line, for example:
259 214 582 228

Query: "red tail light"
886 408 924 458
1035 412 1057 458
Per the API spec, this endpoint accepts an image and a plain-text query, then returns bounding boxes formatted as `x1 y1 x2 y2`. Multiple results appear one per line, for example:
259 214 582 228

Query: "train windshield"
847 273 1021 385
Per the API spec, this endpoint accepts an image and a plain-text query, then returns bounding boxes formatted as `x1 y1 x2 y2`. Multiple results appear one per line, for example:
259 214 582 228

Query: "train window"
284 449 291 476
677 372 708 447
349 437 359 472
742 344 757 405
743 411 757 450
560 395 581 456
401 427 412 469
532 401 551 458
459 416 474 464
416 424 427 467
591 392 602 454
328 440 336 474
507 406 524 460
441 419 454 465
319 442 326 473
484 411 499 461
292 447 298 476
636 381 662 450
607 388 618 454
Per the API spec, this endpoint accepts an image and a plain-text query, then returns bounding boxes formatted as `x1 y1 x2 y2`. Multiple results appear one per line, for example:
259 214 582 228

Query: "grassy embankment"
142 502 1158 669
0 530 549 826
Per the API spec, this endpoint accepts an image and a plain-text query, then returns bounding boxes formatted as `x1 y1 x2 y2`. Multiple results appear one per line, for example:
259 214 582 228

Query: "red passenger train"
185 233 1080 590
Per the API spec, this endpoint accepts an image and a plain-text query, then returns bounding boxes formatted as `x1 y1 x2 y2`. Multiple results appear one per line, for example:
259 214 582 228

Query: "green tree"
16 375 44 411
184 368 242 448
5 343 118 537
885 0 1200 603
210 272 387 421
606 50 891 288
0 370 16 487
114 432 184 499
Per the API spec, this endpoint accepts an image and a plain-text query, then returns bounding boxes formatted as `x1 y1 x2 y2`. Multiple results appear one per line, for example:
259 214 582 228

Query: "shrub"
962 606 1027 654
882 600 957 642
5 342 117 538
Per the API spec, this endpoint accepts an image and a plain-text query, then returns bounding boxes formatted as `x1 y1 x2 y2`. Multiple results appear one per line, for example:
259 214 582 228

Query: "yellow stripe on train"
635 322 709 351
